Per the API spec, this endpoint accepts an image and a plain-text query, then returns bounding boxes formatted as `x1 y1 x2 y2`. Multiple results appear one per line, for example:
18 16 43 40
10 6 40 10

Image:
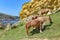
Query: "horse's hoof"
26 35 29 38
33 27 36 29
40 30 42 33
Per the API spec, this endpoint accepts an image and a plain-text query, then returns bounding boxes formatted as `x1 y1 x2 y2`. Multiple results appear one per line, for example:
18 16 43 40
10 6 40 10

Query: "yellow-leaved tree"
20 0 60 20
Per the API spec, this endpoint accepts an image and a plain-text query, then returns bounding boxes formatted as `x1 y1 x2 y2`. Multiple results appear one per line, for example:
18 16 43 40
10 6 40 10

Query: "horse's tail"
49 15 53 25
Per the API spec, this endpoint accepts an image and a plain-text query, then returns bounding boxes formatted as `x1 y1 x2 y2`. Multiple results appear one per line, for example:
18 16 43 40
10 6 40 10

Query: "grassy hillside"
0 12 60 40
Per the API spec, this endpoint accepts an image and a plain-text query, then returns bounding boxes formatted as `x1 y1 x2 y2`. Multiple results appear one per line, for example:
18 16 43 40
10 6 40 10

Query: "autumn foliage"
20 0 60 20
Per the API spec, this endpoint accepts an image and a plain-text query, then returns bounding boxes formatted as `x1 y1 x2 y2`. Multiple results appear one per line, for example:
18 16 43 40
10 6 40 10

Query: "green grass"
0 12 60 40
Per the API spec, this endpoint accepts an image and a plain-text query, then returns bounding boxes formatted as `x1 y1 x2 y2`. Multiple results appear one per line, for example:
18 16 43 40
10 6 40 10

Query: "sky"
0 0 30 16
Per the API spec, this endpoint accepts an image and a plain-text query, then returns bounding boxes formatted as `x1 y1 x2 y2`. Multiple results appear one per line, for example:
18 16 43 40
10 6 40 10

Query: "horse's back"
31 19 40 26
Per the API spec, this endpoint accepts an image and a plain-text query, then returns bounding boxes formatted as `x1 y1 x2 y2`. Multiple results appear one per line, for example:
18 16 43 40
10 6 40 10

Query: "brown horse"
38 16 52 24
32 15 52 25
25 15 52 36
38 9 49 15
32 15 53 31
25 19 44 35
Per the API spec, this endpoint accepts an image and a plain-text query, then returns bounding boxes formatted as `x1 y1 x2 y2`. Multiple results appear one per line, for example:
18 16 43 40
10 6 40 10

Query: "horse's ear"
32 15 38 20
36 15 39 18
35 16 38 19
32 17 34 20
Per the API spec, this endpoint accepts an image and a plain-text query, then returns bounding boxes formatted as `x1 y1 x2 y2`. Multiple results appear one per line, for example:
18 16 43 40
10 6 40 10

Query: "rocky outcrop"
4 23 11 31
11 21 20 28
0 21 20 30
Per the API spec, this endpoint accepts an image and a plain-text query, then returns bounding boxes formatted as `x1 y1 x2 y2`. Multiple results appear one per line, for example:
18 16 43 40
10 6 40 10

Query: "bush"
19 22 25 26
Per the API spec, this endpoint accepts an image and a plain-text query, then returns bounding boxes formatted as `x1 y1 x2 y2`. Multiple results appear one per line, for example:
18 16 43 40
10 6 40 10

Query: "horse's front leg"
26 26 31 36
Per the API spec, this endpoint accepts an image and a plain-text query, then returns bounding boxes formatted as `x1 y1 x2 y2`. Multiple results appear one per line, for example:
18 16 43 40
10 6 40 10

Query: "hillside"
0 11 60 40
0 13 19 20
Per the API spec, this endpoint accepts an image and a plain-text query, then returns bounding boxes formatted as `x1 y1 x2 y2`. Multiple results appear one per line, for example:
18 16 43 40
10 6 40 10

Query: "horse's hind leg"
42 22 45 29
49 16 53 24
40 29 42 33
39 23 43 33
